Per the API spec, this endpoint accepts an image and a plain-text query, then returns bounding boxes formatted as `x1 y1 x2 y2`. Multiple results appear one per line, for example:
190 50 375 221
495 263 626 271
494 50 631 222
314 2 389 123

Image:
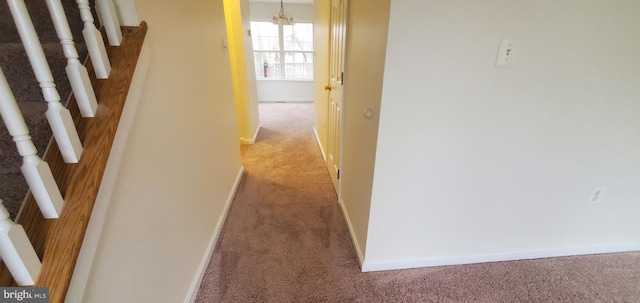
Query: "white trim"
361 244 640 272
66 38 151 303
258 98 314 103
256 79 314 83
185 166 245 303
313 126 326 163
243 124 261 145
339 197 365 267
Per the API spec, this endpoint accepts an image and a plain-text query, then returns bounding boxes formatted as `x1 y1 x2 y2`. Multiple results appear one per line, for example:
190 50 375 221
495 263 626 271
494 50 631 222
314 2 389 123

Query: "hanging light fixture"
272 0 294 25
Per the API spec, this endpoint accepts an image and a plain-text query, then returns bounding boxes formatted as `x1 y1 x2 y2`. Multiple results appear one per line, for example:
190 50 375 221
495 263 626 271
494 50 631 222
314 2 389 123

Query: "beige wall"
82 0 243 301
340 0 391 264
365 0 640 270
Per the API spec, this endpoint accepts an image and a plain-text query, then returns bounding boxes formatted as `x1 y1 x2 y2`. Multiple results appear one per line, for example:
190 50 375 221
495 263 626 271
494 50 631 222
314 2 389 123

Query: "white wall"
256 80 314 102
364 0 640 270
249 2 314 22
340 0 391 264
250 2 315 102
81 0 243 302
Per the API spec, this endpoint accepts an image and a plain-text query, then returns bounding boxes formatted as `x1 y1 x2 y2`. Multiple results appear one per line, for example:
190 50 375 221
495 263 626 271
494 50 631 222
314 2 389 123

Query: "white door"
326 0 347 193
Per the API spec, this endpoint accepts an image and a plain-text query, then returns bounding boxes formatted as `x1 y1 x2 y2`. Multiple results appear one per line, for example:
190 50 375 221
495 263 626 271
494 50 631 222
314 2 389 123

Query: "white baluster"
96 0 122 46
0 199 42 286
7 0 83 163
76 0 111 79
46 0 98 118
0 68 64 219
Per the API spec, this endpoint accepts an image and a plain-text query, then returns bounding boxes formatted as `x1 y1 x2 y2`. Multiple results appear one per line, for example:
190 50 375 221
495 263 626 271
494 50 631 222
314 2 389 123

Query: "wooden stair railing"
8 0 84 164
96 0 122 46
0 22 148 303
0 199 40 286
47 0 99 118
0 67 64 219
76 0 111 79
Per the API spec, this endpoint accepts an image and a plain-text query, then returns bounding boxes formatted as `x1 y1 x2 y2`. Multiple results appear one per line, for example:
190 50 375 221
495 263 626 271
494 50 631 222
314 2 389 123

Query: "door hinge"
337 169 340 179
341 72 344 85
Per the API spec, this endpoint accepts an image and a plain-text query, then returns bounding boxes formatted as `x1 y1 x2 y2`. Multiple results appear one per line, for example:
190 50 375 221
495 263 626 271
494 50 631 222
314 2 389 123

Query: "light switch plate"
496 38 516 68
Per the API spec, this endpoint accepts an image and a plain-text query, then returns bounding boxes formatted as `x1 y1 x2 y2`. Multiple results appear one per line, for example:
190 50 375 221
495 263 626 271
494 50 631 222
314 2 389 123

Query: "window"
251 22 313 80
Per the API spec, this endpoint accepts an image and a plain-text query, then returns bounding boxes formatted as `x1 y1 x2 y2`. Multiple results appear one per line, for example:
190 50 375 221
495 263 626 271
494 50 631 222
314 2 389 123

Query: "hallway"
195 103 640 303
196 102 361 302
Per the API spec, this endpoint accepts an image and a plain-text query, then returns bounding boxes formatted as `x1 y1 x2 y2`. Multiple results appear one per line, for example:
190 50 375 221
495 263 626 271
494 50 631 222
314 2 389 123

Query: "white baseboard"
339 197 365 267
66 38 151 303
242 124 261 145
259 98 313 103
313 127 326 163
186 166 244 303
361 244 640 272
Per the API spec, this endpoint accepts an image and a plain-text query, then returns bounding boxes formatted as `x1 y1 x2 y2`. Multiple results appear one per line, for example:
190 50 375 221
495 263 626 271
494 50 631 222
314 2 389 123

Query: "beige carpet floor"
196 102 640 303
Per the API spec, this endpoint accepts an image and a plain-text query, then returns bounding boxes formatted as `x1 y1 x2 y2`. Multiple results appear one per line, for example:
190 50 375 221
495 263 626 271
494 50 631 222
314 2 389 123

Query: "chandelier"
272 0 294 25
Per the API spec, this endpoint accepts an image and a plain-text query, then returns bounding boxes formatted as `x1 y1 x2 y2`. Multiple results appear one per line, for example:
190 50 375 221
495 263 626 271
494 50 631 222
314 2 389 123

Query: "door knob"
324 85 332 91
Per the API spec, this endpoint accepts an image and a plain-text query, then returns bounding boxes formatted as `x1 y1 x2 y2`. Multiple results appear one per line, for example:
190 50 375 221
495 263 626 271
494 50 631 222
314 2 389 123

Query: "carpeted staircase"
0 0 91 218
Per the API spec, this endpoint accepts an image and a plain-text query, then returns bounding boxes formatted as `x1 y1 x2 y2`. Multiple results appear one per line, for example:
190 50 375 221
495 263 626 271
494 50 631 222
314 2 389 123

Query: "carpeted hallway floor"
195 102 640 303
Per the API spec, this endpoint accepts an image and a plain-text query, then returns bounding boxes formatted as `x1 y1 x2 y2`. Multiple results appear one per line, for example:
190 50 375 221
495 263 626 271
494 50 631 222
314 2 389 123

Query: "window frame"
251 21 314 81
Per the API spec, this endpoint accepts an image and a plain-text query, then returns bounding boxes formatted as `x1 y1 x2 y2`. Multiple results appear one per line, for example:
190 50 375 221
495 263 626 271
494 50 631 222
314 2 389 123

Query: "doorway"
247 1 315 105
